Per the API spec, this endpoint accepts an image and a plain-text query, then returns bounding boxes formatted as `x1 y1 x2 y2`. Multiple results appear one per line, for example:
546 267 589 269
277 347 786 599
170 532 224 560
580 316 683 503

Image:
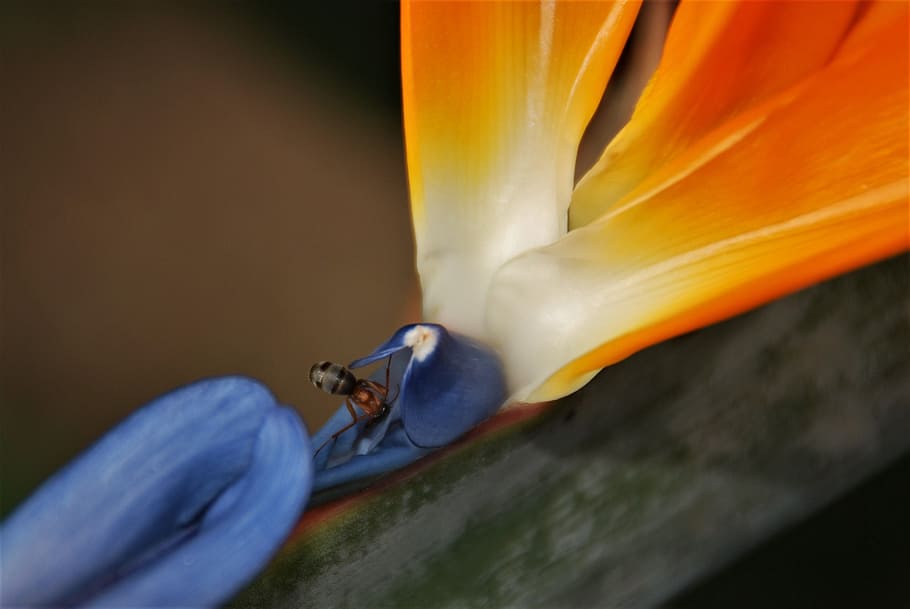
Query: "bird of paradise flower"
2 1 907 607
312 0 908 485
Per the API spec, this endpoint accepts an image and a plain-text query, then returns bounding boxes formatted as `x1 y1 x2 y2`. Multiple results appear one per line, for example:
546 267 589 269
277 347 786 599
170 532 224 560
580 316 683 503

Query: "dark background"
1 2 416 515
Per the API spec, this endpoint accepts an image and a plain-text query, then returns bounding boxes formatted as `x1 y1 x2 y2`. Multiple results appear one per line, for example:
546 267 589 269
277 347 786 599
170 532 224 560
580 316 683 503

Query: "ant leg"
332 412 373 440
314 399 372 457
377 354 395 402
344 398 359 423
315 415 370 456
387 383 401 404
384 355 392 390
362 355 394 401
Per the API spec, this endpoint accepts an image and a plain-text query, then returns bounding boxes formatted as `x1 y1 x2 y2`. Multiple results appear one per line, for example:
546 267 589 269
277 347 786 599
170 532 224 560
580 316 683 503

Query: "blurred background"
0 1 669 515
1 2 418 515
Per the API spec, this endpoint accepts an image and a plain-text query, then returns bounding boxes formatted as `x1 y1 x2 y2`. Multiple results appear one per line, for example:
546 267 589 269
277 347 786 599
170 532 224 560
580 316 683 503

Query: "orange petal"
487 14 909 402
401 0 640 337
570 0 865 227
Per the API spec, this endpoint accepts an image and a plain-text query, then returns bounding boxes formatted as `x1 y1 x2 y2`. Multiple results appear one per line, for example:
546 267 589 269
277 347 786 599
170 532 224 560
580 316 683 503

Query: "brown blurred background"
0 3 420 515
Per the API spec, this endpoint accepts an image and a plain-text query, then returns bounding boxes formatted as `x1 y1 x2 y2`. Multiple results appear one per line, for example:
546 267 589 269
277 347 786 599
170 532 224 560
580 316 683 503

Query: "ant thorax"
351 385 384 415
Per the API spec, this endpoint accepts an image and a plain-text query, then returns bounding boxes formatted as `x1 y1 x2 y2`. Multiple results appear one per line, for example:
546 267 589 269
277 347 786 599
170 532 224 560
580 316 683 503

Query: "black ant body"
309 357 395 455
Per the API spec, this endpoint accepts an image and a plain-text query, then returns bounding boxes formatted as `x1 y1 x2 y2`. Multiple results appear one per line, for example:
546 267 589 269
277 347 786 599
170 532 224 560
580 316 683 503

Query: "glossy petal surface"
570 0 863 227
402 0 640 337
313 324 506 490
489 14 910 401
0 377 312 608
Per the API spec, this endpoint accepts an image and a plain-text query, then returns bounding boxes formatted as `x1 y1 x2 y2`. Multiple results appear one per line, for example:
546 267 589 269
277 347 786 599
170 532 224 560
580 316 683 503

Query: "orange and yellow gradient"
402 0 640 338
402 0 909 403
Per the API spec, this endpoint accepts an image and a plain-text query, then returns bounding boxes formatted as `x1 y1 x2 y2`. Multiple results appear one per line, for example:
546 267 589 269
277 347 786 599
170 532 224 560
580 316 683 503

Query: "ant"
309 356 396 455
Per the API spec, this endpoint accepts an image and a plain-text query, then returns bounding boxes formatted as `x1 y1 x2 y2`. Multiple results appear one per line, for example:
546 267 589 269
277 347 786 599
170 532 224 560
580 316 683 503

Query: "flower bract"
1 377 311 608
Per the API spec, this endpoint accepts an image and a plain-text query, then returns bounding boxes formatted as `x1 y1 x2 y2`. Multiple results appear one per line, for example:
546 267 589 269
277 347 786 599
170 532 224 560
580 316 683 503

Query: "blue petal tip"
313 324 507 491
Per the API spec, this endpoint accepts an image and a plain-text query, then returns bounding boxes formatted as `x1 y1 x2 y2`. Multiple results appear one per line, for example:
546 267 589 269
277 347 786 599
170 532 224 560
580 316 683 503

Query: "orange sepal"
488 13 909 401
570 0 865 227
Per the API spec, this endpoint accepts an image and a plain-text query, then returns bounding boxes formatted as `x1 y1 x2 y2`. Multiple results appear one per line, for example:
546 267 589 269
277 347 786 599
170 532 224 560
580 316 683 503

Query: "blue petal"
313 324 506 491
396 325 507 447
347 324 417 368
312 427 431 493
0 377 312 608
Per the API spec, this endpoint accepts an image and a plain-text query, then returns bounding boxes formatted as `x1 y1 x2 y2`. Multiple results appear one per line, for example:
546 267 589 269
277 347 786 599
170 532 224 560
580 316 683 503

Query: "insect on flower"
309 358 396 453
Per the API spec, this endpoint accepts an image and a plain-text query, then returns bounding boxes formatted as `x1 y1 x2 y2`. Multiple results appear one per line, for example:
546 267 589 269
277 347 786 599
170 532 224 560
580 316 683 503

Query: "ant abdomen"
309 361 356 396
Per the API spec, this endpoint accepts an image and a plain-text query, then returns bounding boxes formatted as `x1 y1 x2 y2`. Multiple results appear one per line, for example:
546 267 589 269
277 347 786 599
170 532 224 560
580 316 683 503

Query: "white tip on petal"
404 325 439 362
